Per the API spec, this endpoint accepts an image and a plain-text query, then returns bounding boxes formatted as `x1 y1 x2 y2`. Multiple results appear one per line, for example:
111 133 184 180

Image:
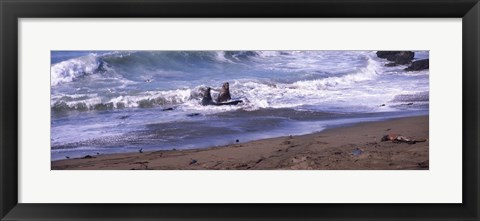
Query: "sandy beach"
52 116 429 170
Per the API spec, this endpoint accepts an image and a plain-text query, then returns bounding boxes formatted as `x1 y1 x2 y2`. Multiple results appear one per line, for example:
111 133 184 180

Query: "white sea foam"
50 54 101 86
50 55 416 113
50 51 428 114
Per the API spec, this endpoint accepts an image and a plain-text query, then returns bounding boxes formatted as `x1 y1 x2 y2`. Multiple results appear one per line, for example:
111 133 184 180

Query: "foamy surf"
50 50 429 161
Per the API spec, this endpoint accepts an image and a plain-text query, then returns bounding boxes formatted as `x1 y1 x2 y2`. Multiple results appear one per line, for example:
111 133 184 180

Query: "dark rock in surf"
162 107 175 111
390 51 415 64
376 51 415 65
187 113 201 117
405 59 429 71
82 155 95 159
392 51 414 65
376 51 398 59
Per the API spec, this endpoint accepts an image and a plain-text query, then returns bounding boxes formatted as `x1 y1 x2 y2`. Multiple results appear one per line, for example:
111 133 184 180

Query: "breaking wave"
51 56 385 112
50 51 261 86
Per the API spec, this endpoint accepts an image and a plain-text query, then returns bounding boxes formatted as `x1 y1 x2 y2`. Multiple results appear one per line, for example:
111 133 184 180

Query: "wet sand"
52 116 429 170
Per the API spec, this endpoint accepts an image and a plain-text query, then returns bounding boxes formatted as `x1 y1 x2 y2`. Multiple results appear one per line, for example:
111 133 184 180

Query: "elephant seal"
201 86 243 106
201 87 215 106
216 82 232 103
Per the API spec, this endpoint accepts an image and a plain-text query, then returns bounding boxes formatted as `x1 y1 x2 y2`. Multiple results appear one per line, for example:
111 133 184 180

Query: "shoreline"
52 115 429 170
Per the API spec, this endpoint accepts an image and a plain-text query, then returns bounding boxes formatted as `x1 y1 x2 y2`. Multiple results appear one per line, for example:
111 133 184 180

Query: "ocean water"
50 51 429 161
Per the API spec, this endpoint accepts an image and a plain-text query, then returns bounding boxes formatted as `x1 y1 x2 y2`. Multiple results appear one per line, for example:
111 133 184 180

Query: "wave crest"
51 58 381 113
51 54 106 86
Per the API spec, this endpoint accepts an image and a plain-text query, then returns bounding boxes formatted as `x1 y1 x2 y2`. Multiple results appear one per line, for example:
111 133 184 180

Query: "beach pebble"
351 148 363 156
256 157 266 164
189 159 198 165
291 156 307 164
417 160 429 168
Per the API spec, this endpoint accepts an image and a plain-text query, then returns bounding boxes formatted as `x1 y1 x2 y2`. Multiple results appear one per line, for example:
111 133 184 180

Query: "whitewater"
50 51 429 160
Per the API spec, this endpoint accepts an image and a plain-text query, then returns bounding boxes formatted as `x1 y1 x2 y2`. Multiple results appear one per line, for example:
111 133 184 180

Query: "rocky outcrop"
405 59 429 71
376 51 415 65
377 51 429 71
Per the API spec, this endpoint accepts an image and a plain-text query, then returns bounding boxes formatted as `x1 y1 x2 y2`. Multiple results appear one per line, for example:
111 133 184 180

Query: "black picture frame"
1 0 479 220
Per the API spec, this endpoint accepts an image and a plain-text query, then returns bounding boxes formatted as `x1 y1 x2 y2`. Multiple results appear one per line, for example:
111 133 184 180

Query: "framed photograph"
1 0 479 220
